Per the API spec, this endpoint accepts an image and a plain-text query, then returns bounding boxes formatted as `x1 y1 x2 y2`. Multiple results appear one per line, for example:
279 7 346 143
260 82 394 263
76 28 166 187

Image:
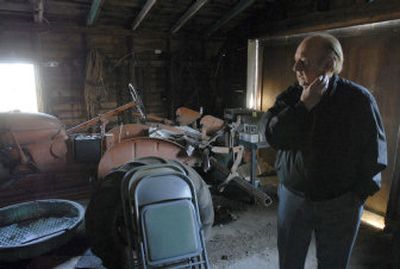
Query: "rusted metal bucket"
0 199 84 262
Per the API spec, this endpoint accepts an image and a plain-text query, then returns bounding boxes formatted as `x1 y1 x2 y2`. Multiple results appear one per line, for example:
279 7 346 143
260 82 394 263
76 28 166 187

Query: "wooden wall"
0 29 220 128
259 22 400 215
203 37 248 117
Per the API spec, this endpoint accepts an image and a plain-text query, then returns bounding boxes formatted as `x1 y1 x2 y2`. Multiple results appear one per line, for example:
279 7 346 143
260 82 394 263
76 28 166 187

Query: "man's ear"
324 58 334 73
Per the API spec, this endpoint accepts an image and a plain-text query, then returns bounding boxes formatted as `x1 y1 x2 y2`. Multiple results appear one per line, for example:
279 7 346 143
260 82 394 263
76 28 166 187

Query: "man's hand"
300 75 329 110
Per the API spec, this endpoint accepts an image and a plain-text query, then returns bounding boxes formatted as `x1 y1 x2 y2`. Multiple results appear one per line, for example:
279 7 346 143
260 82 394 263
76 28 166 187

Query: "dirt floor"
208 194 281 268
0 194 395 269
208 194 394 269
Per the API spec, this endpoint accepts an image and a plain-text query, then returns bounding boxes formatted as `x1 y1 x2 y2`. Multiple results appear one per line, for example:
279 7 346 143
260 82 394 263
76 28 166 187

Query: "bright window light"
0 63 38 112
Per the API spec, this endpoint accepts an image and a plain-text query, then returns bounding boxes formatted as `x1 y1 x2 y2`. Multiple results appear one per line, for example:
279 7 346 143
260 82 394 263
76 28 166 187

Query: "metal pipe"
246 39 262 110
232 176 273 207
210 157 272 206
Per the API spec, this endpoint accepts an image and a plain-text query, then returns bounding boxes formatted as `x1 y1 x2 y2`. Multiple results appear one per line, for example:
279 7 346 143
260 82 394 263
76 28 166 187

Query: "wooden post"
33 0 44 23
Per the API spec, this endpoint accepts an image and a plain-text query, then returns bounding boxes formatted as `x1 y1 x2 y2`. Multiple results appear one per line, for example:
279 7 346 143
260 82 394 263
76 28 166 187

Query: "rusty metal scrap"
0 112 68 176
176 107 202 126
200 115 225 136
97 137 195 179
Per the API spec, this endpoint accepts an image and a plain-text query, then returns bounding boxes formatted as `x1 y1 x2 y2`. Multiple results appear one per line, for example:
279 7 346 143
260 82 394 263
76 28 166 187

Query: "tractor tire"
171 161 214 237
85 159 213 269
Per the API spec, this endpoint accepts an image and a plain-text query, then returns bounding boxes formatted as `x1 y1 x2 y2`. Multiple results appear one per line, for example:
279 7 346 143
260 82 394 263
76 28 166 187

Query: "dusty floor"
0 195 395 269
207 195 394 269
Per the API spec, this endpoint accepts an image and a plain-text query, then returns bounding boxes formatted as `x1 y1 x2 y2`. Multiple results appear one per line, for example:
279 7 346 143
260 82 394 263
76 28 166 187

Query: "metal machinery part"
96 102 273 207
0 112 68 177
106 123 150 146
73 134 102 163
175 107 202 126
209 156 272 206
215 108 272 204
211 145 244 191
97 137 196 179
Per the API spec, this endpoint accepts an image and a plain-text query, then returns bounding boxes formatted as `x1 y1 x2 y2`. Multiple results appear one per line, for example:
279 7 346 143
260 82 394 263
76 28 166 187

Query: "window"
0 63 38 112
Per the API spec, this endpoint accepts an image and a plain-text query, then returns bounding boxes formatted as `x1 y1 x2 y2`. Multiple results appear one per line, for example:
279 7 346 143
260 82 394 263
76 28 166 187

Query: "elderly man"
262 33 387 268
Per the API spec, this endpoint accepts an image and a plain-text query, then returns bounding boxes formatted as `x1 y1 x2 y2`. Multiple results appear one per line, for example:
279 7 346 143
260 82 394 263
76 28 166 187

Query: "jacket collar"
326 74 339 97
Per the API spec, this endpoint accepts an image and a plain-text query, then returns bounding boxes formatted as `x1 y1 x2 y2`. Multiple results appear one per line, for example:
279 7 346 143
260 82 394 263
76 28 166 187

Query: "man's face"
293 39 327 88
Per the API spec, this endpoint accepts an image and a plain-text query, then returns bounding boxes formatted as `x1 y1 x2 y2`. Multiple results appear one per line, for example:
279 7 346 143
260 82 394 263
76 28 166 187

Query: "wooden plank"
56 111 84 119
255 1 400 38
52 103 82 111
0 168 94 207
61 119 85 127
66 102 136 134
386 125 400 227
44 2 89 17
0 22 169 38
0 2 31 13
100 102 119 109
49 96 83 104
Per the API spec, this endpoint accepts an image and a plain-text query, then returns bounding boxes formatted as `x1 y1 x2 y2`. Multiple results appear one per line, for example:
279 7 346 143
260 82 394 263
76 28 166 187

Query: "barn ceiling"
0 0 281 37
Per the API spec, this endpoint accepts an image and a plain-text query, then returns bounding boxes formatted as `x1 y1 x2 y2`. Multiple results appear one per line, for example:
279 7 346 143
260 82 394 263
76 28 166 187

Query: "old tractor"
0 84 272 268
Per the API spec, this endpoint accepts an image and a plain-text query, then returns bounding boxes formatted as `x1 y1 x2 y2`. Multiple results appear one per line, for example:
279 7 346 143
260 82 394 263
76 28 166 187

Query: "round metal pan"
0 199 84 262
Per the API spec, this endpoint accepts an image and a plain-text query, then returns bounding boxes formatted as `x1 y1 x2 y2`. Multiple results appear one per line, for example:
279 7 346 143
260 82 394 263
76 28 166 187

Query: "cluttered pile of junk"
0 83 277 268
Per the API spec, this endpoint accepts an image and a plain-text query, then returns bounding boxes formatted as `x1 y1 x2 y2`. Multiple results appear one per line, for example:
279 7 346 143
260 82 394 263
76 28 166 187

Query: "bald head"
293 33 343 87
301 33 344 74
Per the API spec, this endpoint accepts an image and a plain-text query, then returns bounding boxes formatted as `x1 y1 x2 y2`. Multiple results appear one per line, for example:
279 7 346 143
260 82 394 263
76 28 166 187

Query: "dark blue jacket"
262 75 387 201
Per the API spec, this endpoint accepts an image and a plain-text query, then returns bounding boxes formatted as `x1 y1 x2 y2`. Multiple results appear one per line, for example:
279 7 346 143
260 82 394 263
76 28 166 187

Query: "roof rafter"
205 0 257 37
87 0 106 26
170 0 208 34
132 0 157 31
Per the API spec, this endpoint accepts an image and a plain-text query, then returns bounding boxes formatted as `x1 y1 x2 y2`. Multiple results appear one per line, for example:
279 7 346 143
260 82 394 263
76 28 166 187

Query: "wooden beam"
87 0 106 26
205 0 256 37
132 0 157 31
0 22 163 37
0 2 31 13
253 0 400 38
0 21 227 41
258 19 400 46
170 0 208 34
33 0 44 23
